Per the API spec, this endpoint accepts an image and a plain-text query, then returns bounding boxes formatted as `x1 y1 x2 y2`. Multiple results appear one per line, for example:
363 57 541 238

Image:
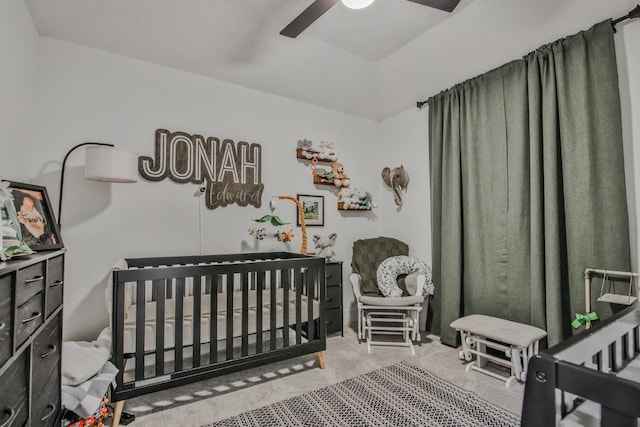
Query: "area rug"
204 361 520 427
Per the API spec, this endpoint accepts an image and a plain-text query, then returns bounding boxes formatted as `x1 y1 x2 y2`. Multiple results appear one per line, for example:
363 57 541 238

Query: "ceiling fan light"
341 0 375 10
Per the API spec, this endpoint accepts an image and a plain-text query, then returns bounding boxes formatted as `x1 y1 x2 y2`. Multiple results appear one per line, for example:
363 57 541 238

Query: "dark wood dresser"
0 249 64 427
325 261 343 336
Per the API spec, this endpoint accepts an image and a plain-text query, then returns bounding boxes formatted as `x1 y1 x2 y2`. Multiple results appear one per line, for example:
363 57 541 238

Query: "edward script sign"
139 129 263 210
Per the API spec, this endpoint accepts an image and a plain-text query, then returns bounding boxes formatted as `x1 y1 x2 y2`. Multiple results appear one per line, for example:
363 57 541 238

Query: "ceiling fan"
280 0 461 38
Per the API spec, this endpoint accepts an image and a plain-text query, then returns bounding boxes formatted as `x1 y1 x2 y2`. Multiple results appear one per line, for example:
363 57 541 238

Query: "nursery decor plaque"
139 129 263 210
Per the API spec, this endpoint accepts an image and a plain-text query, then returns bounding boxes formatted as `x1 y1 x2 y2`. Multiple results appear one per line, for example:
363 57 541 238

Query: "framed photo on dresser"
7 181 63 250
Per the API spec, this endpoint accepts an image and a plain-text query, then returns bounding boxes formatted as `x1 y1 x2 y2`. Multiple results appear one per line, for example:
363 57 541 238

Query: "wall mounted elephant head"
381 165 409 207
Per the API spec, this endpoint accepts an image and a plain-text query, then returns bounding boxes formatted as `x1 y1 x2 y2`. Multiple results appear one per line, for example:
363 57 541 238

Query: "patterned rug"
204 361 521 427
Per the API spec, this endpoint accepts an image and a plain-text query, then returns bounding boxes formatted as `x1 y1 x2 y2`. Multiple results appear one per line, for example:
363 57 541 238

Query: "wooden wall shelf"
296 148 337 163
338 202 372 211
313 175 336 185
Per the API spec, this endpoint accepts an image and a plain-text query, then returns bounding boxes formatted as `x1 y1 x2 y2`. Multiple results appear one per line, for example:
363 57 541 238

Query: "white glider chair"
350 237 433 355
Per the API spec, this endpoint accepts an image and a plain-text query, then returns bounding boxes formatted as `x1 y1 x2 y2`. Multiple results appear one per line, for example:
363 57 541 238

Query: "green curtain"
428 20 631 347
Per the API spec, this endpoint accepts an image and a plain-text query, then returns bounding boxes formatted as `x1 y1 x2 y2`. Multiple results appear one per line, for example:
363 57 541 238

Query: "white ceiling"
23 0 639 121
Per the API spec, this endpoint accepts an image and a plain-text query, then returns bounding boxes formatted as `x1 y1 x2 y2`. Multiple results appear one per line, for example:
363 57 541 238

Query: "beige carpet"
121 328 524 426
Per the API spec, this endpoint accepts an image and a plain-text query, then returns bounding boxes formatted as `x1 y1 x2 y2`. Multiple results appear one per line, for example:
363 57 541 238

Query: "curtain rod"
415 4 640 109
612 4 640 28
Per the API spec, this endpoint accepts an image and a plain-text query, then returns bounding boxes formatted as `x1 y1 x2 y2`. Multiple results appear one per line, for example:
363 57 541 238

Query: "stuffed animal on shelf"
319 141 335 154
297 139 313 150
313 233 337 262
331 161 350 188
350 188 376 210
337 187 352 209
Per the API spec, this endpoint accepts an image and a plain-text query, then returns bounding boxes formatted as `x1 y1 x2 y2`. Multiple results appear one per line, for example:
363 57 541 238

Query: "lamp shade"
84 146 138 183
341 0 375 9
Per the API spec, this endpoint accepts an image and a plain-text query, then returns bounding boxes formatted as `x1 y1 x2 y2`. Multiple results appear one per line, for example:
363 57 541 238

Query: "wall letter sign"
139 129 264 210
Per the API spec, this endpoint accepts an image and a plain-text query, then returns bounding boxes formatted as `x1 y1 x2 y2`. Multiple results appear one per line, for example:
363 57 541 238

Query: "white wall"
0 0 39 181
22 38 380 341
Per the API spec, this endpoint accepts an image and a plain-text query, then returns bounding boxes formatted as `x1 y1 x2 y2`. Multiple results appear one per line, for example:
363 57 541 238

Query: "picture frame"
7 181 64 250
297 194 324 227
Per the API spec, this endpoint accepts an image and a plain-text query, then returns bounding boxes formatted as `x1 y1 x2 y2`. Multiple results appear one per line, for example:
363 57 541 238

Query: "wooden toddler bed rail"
110 252 327 406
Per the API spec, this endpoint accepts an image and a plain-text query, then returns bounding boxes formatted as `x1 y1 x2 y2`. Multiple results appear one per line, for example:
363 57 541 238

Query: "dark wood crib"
109 252 327 424
521 303 640 426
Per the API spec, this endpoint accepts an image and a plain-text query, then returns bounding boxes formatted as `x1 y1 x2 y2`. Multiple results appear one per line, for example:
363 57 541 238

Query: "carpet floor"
203 361 520 427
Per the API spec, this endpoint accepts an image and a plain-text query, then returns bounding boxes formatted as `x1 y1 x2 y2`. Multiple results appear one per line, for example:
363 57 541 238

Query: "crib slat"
226 274 234 361
242 272 249 357
193 276 202 368
283 269 290 348
155 280 166 376
112 271 126 395
307 267 314 341
295 269 302 345
175 278 185 372
256 271 265 354
270 270 277 350
135 280 146 381
210 275 218 364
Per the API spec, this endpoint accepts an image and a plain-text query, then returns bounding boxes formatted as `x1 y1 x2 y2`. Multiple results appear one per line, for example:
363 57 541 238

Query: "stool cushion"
450 314 547 348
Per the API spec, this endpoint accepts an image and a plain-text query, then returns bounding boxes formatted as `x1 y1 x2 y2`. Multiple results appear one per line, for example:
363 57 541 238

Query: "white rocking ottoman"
450 315 547 387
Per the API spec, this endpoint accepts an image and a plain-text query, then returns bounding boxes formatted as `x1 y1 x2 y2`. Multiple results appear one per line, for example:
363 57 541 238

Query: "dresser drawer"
33 314 61 388
0 301 11 367
325 263 341 287
15 261 45 306
32 361 60 427
0 352 29 427
15 293 44 347
326 307 343 335
46 256 64 317
0 275 12 367
325 285 342 310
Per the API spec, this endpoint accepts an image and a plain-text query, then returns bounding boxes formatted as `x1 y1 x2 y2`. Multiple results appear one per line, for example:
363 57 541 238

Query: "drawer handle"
326 297 333 303
0 408 16 427
41 344 57 359
40 404 56 422
0 322 6 331
24 275 44 283
21 311 42 324
50 280 64 287
326 274 333 280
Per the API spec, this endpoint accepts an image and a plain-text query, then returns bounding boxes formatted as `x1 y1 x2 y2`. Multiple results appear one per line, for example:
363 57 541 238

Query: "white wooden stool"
450 314 547 387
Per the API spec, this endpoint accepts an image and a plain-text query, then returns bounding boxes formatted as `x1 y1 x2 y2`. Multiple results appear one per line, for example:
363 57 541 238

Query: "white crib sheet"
122 289 321 353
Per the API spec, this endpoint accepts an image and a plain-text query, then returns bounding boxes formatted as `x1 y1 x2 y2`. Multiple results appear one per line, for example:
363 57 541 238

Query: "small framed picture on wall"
297 194 324 227
8 181 64 250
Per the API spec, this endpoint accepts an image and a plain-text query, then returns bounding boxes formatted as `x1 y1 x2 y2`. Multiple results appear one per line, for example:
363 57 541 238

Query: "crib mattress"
122 289 320 353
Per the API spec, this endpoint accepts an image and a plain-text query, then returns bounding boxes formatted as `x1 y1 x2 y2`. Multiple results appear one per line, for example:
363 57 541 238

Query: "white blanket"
62 326 112 386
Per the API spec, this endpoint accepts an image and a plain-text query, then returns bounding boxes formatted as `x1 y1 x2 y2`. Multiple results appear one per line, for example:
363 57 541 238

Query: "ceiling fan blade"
406 0 461 12
280 0 339 38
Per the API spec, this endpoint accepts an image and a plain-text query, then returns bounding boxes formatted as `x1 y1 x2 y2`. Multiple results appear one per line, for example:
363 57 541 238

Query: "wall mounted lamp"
58 142 138 228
